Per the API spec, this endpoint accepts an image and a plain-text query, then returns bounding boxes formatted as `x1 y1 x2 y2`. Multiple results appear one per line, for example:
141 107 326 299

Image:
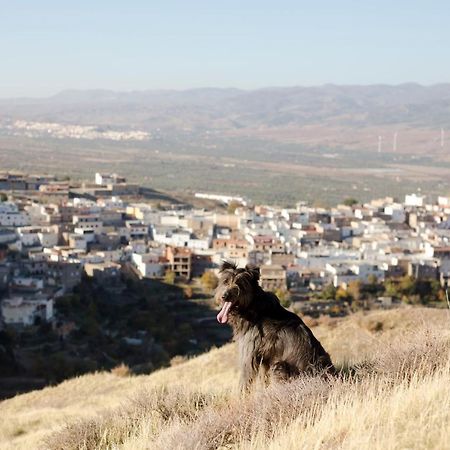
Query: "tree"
336 287 352 302
321 283 337 300
347 280 362 302
0 193 7 202
398 275 416 296
343 197 359 207
201 271 219 291
164 270 175 285
227 200 241 214
275 289 291 308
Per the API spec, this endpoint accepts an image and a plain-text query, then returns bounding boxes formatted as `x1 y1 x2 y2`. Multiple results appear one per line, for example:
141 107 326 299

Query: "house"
84 261 121 281
95 172 126 185
166 246 192 279
270 252 295 266
17 226 42 247
68 233 88 250
260 264 287 291
46 260 83 291
0 228 17 245
407 261 438 280
10 276 44 293
0 202 30 227
1 296 53 326
405 194 426 208
213 235 249 266
72 214 103 234
132 253 164 278
250 235 285 253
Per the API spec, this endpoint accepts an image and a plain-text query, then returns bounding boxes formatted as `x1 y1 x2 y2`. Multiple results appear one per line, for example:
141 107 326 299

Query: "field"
1 133 450 207
1 306 449 450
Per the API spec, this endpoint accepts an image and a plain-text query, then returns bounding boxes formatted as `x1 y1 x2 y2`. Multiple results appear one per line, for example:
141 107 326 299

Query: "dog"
216 261 335 390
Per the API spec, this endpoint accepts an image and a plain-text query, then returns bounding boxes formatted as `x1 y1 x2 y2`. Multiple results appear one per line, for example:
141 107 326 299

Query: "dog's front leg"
239 362 257 392
238 339 258 392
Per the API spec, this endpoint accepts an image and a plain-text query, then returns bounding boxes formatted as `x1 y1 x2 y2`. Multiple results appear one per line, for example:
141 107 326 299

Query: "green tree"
384 278 399 298
336 287 352 302
399 275 416 296
343 197 359 206
275 289 291 308
201 271 219 291
321 283 337 300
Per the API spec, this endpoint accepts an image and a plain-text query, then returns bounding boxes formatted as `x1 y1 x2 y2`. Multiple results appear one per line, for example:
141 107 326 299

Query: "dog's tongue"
217 301 232 324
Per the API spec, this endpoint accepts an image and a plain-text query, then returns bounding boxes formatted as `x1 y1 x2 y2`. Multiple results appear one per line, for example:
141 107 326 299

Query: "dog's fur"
216 261 335 390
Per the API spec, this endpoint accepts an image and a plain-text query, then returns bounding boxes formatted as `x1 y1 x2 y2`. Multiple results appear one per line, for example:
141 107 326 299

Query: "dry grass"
1 307 449 450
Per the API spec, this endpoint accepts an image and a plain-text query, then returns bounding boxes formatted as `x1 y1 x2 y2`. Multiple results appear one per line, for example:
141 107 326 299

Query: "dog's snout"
222 291 231 301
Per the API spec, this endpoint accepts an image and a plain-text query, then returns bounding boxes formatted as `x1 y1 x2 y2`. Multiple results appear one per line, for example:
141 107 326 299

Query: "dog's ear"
220 260 237 272
245 264 260 281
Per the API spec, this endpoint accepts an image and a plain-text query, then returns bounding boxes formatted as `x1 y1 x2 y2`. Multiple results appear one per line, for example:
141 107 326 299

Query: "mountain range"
1 84 450 132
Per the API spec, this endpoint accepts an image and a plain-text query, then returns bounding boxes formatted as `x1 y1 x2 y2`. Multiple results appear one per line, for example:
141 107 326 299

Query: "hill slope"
1 307 449 450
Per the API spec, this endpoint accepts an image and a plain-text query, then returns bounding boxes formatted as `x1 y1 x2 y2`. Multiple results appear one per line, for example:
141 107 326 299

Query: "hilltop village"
0 173 450 332
0 170 448 330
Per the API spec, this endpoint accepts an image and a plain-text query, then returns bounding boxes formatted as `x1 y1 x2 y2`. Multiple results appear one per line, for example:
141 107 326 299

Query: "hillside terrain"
1 306 449 450
0 275 231 400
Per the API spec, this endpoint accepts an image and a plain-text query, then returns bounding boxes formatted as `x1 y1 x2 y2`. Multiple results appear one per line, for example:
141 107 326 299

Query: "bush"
343 197 358 206
164 270 176 285
201 271 219 291
321 283 337 300
275 289 291 308
111 363 132 377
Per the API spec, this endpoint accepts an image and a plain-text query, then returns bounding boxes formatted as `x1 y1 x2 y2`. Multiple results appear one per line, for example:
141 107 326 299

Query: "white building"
384 204 406 223
405 193 426 207
73 214 103 234
38 226 59 247
17 226 41 247
1 296 53 326
68 233 88 250
0 202 30 227
132 253 164 278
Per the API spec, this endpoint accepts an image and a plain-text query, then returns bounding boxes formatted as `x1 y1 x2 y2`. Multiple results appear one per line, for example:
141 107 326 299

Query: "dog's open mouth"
217 301 232 324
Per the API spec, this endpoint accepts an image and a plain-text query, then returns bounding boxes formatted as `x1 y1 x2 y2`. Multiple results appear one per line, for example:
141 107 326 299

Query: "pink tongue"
217 302 232 324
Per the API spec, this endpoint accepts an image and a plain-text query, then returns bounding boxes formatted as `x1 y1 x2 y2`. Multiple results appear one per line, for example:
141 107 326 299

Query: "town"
0 170 448 332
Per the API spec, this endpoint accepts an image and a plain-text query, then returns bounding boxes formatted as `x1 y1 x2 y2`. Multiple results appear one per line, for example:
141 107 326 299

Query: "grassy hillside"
1 307 449 450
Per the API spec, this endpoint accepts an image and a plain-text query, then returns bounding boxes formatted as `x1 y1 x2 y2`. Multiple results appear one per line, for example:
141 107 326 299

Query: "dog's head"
215 261 260 324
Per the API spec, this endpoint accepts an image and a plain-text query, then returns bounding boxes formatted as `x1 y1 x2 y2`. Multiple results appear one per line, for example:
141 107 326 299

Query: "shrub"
111 363 132 377
201 271 219 291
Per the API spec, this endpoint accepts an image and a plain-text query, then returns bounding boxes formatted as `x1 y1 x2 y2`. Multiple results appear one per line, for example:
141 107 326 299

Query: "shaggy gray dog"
216 261 335 390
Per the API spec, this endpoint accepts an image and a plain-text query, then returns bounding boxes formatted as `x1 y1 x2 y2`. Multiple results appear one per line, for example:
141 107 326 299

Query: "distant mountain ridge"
1 84 450 130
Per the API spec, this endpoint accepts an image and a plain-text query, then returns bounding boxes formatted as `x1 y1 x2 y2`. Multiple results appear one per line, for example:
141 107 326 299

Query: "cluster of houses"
1 170 450 327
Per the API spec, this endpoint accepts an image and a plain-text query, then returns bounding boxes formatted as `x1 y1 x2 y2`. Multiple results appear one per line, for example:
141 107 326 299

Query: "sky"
1 0 450 97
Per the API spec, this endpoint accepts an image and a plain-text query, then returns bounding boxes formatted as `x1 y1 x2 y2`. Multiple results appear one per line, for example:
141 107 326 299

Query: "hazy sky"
1 1 450 97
